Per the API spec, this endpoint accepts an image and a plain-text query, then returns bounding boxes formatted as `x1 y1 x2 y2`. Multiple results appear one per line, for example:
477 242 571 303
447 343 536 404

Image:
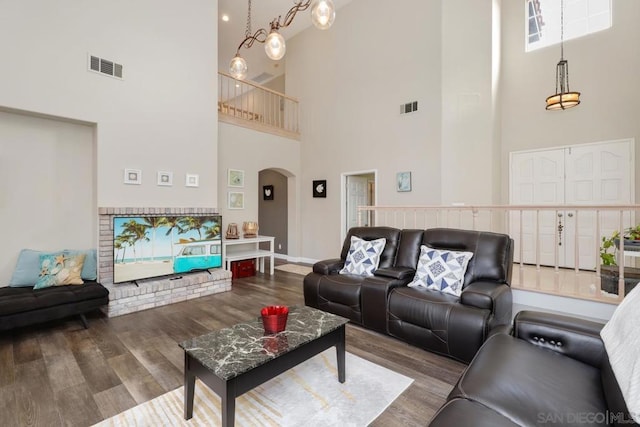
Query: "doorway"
258 169 288 255
341 170 377 239
509 139 634 269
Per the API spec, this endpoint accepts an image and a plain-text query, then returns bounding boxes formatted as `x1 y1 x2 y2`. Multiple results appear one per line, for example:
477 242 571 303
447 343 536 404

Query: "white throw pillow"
600 284 640 423
408 245 474 297
339 236 386 277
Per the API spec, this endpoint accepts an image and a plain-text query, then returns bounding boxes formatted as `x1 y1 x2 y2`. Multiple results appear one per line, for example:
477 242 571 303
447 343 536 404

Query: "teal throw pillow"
64 249 97 281
9 249 56 287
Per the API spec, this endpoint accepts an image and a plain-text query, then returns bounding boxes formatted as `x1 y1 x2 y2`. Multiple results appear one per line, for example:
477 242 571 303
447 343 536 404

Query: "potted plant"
614 225 640 251
600 228 640 295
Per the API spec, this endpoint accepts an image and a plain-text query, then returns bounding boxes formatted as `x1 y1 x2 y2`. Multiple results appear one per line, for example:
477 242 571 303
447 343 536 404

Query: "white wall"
0 111 95 283
0 0 219 208
500 0 640 202
218 122 301 257
286 0 444 261
441 0 500 205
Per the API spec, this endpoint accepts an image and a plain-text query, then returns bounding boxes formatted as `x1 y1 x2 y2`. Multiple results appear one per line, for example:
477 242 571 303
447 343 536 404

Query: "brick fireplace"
98 207 232 317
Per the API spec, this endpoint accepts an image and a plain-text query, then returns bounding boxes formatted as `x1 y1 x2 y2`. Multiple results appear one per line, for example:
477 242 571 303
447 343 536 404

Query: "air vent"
88 54 124 79
251 72 274 84
400 101 418 114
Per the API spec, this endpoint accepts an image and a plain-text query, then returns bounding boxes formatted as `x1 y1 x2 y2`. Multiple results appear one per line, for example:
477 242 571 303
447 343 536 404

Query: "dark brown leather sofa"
429 310 636 426
303 226 514 363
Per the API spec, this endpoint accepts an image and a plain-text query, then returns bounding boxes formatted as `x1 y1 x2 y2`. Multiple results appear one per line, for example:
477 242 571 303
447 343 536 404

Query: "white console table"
222 235 275 275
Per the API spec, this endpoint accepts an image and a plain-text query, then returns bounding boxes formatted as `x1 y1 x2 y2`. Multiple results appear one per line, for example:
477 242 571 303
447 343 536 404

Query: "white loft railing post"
554 209 560 273
618 209 625 296
535 209 541 271
574 210 580 274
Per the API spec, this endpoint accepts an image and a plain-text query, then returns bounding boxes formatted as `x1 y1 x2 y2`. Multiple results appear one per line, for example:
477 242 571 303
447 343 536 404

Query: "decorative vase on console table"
243 221 259 238
225 223 239 239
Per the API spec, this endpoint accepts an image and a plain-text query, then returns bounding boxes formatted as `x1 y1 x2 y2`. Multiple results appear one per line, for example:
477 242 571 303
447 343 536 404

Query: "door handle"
557 214 563 246
568 212 574 218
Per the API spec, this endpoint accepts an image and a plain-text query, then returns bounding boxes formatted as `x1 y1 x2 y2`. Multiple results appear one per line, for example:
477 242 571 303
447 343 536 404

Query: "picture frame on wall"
313 180 327 198
124 168 142 185
263 185 274 200
185 173 199 187
157 171 173 186
228 191 244 209
228 169 244 187
396 172 412 192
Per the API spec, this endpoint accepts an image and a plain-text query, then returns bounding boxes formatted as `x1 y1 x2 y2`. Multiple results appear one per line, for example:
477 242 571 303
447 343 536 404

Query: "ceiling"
218 0 352 84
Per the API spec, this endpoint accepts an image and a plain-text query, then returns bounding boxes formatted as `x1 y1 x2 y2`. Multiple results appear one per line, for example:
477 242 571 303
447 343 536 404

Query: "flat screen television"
113 215 222 284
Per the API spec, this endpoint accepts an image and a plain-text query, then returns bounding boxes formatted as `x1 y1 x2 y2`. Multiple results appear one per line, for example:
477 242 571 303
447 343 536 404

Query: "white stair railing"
357 204 640 302
218 72 300 139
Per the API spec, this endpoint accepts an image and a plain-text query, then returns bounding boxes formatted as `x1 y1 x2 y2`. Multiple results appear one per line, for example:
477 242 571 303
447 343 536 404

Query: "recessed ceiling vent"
251 72 274 84
88 54 123 79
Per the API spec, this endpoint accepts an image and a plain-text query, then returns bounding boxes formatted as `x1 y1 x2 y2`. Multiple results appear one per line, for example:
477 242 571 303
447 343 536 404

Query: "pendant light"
229 0 336 80
545 0 581 110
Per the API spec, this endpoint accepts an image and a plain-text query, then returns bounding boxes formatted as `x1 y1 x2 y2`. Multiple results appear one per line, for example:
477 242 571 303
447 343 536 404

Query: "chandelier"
229 0 336 80
545 0 580 110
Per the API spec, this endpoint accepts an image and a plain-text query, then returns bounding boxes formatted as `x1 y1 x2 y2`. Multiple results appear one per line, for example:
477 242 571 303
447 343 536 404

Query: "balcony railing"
357 204 640 303
218 71 300 140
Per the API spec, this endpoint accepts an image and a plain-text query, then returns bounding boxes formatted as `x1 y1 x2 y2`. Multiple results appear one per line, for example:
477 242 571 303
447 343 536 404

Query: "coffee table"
179 305 349 426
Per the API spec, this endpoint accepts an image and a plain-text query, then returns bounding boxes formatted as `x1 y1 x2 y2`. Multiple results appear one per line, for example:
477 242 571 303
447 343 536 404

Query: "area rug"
93 349 412 427
274 264 313 276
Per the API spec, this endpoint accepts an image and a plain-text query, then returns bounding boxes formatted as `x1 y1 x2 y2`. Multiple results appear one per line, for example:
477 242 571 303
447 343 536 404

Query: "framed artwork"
157 171 173 186
396 172 412 192
228 169 244 187
124 168 142 185
228 191 244 209
185 173 199 187
263 185 274 200
313 180 327 198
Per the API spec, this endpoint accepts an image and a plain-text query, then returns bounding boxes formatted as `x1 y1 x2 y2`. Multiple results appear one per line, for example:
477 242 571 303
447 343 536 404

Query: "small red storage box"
231 259 256 278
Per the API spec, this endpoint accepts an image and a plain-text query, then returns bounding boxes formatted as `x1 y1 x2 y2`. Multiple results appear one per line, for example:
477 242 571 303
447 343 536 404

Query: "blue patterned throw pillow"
408 245 473 297
339 236 386 277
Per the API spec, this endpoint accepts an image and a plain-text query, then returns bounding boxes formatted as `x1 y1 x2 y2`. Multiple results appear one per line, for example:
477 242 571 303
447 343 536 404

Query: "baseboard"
274 254 318 265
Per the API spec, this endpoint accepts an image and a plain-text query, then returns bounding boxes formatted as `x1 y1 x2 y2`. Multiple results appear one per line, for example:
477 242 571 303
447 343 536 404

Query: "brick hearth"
98 207 231 317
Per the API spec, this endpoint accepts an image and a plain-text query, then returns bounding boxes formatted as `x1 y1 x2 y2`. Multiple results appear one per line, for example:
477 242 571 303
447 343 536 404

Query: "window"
210 244 221 255
526 0 612 52
182 245 205 256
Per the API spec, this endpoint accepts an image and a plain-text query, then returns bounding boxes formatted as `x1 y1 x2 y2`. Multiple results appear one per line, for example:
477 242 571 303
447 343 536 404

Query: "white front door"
509 139 634 269
563 140 633 269
510 148 565 266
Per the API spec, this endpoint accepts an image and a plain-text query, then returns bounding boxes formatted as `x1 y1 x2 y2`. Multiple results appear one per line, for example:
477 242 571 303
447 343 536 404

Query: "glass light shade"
545 92 581 110
265 30 286 60
311 0 336 30
229 54 248 80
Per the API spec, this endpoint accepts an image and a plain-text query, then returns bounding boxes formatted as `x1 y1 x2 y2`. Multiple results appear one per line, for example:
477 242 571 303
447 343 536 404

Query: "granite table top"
179 305 349 381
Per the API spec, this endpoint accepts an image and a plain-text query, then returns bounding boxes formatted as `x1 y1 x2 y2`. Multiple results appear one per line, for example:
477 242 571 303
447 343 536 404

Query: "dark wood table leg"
336 325 346 383
184 354 196 420
221 380 236 427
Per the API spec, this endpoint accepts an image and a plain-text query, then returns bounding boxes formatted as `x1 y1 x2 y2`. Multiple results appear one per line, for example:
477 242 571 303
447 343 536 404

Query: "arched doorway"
258 169 289 256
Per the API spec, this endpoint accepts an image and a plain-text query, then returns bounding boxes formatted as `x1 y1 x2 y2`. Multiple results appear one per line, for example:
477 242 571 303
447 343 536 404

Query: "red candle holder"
260 305 289 334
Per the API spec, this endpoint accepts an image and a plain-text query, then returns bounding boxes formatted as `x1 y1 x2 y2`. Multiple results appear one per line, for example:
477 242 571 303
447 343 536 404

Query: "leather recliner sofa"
428 310 636 426
303 226 514 363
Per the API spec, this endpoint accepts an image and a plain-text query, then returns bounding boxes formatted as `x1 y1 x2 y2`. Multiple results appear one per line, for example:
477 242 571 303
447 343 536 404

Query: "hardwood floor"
0 270 465 426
